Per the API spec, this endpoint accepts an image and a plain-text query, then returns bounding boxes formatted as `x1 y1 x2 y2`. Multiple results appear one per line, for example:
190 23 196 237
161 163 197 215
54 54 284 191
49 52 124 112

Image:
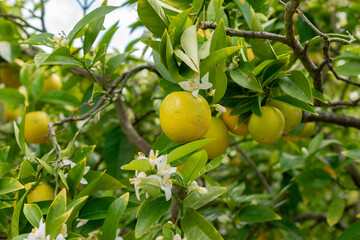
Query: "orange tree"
0 0 360 239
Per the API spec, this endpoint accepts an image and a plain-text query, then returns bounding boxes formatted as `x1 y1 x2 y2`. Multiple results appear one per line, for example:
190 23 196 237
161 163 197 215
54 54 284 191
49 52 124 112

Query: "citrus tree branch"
303 111 360 129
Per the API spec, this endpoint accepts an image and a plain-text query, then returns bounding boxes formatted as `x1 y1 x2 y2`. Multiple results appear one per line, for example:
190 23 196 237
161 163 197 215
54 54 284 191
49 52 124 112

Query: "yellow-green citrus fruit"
248 106 285 144
222 107 249 135
200 117 230 159
0 63 21 88
160 91 211 143
5 108 21 122
297 122 316 138
269 100 302 133
43 74 62 93
25 182 54 203
25 111 51 144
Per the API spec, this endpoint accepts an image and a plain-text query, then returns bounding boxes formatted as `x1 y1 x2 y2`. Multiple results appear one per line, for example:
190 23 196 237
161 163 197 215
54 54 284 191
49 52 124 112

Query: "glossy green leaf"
84 171 125 190
197 154 225 178
182 150 208 184
183 186 226 211
67 158 86 196
339 221 360 240
210 19 227 53
280 153 306 172
72 145 95 163
238 205 281 223
68 6 118 44
74 171 105 201
138 0 169 38
138 178 161 198
83 14 105 54
312 88 328 103
102 193 129 240
273 219 306 240
22 33 54 46
66 196 88 228
335 62 360 77
278 77 312 104
290 70 312 103
308 132 324 154
23 204 43 228
181 208 223 240
210 64 227 104
167 138 213 163
0 177 24 195
168 8 192 46
78 197 114 220
181 25 199 71
11 193 27 238
135 197 171 238
230 66 262 92
46 189 67 235
327 197 345 227
121 159 152 171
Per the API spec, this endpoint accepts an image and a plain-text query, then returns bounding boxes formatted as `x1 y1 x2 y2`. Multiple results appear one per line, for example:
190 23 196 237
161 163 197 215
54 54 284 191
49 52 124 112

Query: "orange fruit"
200 117 230 159
24 111 51 144
159 92 211 143
297 122 315 138
222 107 249 135
43 74 62 93
248 106 285 144
269 100 302 133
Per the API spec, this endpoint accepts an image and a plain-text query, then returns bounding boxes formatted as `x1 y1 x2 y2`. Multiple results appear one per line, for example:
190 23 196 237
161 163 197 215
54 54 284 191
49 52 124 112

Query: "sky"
24 0 145 54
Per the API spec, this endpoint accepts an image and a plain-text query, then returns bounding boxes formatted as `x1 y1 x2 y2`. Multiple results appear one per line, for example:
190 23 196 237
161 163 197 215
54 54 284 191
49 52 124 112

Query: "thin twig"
40 0 47 32
233 144 272 194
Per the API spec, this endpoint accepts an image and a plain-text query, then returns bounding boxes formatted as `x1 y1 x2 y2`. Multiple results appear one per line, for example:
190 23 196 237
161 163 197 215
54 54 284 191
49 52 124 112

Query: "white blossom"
49 32 68 48
24 219 67 240
188 181 207 195
156 236 164 240
174 234 187 240
115 228 124 240
214 104 227 114
179 77 212 97
148 175 173 201
156 155 177 177
129 171 147 200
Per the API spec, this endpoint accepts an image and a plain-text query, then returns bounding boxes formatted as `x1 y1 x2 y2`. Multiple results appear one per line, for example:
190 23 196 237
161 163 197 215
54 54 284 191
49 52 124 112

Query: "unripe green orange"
269 100 302 133
248 106 285 144
297 122 316 138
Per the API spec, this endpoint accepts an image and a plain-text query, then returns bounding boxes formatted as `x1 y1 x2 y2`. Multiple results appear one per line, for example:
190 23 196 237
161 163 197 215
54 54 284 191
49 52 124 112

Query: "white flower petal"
62 159 72 166
199 82 212 90
174 234 182 240
192 89 200 97
80 178 88 185
215 104 227 114
84 166 90 175
179 81 197 91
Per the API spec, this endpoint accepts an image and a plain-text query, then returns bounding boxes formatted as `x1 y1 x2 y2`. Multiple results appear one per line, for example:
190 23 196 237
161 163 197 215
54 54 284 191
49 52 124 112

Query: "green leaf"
72 145 95 163
261 57 288 87
49 210 73 239
67 158 86 196
200 46 241 77
210 19 227 53
153 50 174 82
327 197 345 227
83 14 105 54
102 193 129 240
238 205 281 223
97 21 119 53
197 154 225 178
135 197 171 238
339 221 360 240
249 8 277 60
66 196 88 228
46 189 67 236
74 171 105 201
121 159 152 171
174 48 199 73
182 150 208 183
211 63 227 104
108 53 128 75
234 0 251 26
230 66 262 92
342 149 360 160
295 168 331 187
138 0 169 38
335 62 360 77
23 204 43 228
207 0 228 26
0 177 24 195
183 186 226 211
68 6 118 44
0 88 25 105
40 90 80 107
165 31 185 83
289 70 312 103
104 127 134 178
84 171 125 190
23 33 54 46
19 160 35 182
312 88 328 103
78 197 114 220
181 208 223 240
11 193 27 238
168 8 192 46
308 132 323 154
35 47 79 67
167 138 214 163
272 95 316 114
181 25 199 72
278 77 311 104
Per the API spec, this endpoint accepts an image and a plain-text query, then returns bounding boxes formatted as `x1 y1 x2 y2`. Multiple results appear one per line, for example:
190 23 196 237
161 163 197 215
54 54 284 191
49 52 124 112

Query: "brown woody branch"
328 97 360 107
303 111 360 129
